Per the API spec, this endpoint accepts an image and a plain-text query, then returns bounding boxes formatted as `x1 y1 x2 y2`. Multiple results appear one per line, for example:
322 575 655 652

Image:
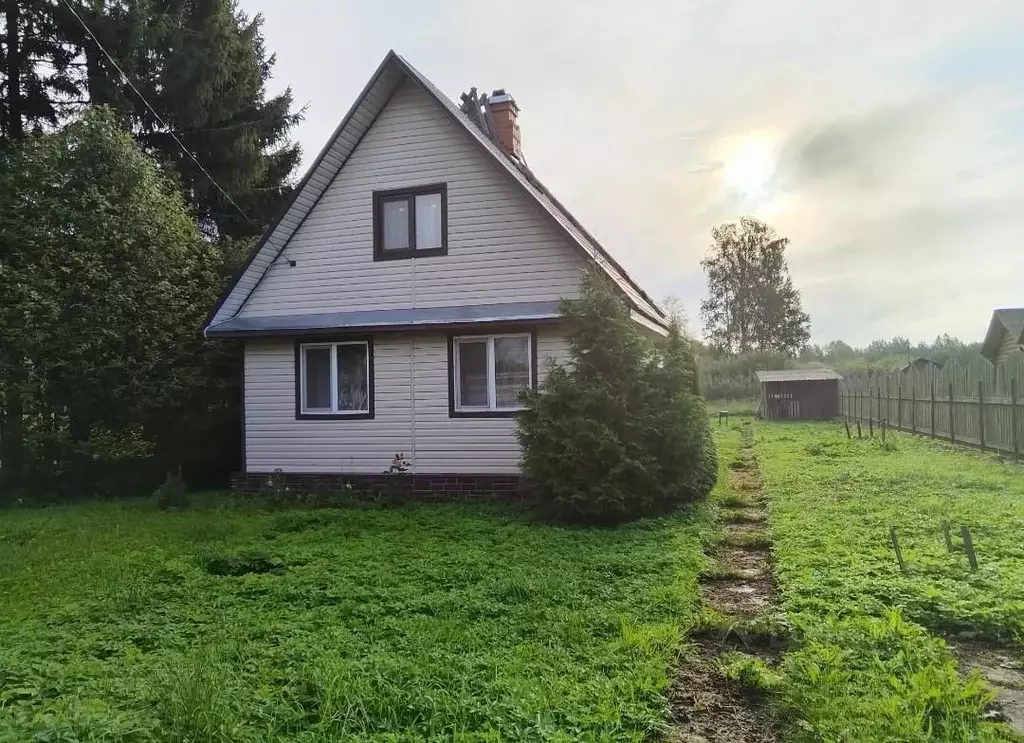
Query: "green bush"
517 273 717 523
154 470 190 510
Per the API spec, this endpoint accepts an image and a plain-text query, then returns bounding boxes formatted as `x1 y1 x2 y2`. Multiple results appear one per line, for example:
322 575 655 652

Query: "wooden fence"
839 352 1024 458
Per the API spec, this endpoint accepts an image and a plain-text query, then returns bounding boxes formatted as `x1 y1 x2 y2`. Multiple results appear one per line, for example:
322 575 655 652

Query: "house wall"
243 327 570 475
996 329 1021 365
762 380 839 420
235 79 587 319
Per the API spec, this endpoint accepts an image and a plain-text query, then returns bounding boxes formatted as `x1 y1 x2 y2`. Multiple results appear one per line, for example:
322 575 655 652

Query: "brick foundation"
230 471 526 501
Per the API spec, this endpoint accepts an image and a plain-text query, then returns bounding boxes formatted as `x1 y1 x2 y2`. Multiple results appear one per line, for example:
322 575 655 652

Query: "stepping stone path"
670 423 780 743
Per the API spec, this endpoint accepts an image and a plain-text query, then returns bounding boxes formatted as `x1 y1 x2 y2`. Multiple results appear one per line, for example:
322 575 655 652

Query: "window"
449 332 535 416
295 340 373 419
373 183 447 259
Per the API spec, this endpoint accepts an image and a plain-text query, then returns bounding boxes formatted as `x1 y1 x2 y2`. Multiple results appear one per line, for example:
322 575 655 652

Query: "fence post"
897 381 902 431
911 378 916 435
949 382 956 444
930 376 936 439
1012 378 1019 461
877 383 882 431
978 380 986 453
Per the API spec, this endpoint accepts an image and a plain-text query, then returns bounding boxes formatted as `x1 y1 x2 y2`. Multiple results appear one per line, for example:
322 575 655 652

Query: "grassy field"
0 499 712 742
755 421 1022 742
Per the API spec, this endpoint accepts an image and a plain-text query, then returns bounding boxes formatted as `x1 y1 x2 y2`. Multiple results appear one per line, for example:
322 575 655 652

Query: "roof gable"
205 51 665 334
981 308 1024 362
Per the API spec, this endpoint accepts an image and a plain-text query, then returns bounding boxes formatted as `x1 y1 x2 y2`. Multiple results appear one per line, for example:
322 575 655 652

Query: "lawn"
0 499 711 742
754 421 1023 742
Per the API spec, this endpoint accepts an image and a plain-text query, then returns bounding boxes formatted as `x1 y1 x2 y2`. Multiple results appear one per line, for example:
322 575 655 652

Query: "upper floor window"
296 340 374 420
373 183 447 260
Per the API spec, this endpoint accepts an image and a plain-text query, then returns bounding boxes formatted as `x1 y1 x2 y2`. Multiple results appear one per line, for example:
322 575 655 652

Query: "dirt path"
951 641 1024 735
669 424 781 743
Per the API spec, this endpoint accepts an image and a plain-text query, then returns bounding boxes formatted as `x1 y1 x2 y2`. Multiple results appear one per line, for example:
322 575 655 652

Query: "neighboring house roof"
204 50 666 336
896 357 943 372
981 308 1024 362
205 301 563 338
756 369 842 383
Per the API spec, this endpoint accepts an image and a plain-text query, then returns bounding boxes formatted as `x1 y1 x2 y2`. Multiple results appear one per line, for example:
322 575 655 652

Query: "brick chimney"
489 89 521 160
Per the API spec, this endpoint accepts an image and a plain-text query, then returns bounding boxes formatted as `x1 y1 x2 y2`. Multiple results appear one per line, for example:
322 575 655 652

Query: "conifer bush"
517 274 716 523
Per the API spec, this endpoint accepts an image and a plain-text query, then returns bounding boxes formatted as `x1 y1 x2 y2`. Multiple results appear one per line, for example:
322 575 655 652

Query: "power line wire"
59 0 255 226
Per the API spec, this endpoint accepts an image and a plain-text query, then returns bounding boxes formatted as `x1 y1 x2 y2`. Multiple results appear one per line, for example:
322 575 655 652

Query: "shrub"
517 273 716 523
155 469 190 510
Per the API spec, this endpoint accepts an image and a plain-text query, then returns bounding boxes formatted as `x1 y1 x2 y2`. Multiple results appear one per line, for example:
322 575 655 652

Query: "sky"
240 0 1024 346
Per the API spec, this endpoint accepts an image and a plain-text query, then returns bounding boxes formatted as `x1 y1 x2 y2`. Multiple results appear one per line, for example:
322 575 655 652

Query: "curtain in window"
336 344 368 411
458 341 488 407
415 193 442 249
304 347 332 409
494 337 530 407
382 199 410 250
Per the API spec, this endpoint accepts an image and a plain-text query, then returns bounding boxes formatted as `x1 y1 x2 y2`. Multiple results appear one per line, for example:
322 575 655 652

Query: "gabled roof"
205 51 666 335
756 368 842 383
981 308 1024 362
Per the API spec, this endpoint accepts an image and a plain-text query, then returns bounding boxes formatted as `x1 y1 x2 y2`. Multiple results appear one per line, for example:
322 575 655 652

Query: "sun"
721 135 777 201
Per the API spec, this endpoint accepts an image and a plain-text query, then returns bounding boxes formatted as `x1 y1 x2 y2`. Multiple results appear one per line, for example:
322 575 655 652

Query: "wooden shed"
980 309 1024 365
756 369 842 420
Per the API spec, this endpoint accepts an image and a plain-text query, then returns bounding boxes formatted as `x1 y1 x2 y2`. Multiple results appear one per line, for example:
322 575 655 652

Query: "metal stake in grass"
856 420 862 439
845 419 852 439
961 526 978 571
941 520 955 553
869 417 874 437
890 527 907 574
881 418 886 442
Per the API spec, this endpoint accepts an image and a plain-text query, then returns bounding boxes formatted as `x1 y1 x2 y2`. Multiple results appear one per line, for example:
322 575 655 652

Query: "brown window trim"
373 183 448 261
294 336 375 421
447 328 538 419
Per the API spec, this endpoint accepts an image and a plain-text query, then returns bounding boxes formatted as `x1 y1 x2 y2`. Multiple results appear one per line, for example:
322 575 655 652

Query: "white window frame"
453 332 533 413
299 340 371 416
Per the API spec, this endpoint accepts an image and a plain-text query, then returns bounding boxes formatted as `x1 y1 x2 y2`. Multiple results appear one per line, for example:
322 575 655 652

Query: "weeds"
0 500 711 740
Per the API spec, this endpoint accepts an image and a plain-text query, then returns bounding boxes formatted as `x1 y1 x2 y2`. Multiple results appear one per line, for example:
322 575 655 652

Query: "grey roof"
204 51 665 336
205 301 564 338
981 308 1024 361
756 368 842 383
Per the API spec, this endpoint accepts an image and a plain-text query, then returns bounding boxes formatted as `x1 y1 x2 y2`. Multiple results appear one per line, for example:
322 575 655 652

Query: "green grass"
0 499 712 742
755 422 1021 742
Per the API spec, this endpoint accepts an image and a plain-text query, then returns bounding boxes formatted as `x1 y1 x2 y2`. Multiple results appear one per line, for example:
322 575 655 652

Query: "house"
981 309 1024 365
756 369 841 420
204 51 667 495
896 357 943 374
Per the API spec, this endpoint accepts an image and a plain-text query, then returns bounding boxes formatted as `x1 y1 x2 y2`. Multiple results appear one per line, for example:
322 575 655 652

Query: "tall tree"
81 0 302 238
0 107 224 497
700 217 810 355
0 0 301 238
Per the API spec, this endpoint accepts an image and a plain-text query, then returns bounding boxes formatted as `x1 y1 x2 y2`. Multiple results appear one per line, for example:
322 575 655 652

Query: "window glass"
336 344 369 412
458 341 489 407
303 347 332 410
494 336 530 408
415 193 443 249
381 199 410 250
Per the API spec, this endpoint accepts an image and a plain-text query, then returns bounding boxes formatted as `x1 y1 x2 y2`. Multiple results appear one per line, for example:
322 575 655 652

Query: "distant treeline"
698 334 982 400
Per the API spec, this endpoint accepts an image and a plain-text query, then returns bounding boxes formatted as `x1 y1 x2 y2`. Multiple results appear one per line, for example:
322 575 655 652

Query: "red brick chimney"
489 89 521 160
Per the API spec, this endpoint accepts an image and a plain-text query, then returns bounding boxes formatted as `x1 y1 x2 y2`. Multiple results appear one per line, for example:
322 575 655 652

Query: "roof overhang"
203 50 667 336
205 301 564 338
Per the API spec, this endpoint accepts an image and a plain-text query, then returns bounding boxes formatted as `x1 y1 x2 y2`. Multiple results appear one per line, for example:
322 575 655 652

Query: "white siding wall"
236 80 586 318
244 328 570 474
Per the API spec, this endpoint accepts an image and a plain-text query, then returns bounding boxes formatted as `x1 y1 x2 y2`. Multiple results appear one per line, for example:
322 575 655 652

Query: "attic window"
373 184 447 260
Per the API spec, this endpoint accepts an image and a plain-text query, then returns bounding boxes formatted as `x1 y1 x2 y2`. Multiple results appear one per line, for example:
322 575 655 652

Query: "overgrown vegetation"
0 499 713 741
754 421 1022 741
517 273 716 524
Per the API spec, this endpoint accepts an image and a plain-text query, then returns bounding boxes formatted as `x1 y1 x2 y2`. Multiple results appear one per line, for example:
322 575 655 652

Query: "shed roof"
756 369 842 383
981 308 1024 362
204 51 666 335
